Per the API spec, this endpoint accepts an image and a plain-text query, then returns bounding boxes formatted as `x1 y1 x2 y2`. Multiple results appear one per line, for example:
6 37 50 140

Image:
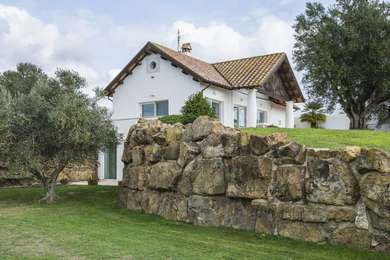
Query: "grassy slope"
0 186 388 259
243 128 390 151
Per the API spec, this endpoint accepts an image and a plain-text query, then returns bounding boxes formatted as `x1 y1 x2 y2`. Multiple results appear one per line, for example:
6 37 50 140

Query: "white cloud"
0 5 159 91
168 14 294 62
0 4 298 98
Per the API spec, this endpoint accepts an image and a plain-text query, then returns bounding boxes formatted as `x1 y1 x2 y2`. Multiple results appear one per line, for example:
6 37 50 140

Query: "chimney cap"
181 42 192 53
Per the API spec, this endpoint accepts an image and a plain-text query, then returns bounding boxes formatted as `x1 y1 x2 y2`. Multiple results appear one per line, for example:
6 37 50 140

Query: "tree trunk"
348 113 367 129
346 106 367 129
39 164 66 203
43 181 58 203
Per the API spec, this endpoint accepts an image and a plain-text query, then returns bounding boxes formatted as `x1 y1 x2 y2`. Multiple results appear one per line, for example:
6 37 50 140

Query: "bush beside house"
160 91 215 125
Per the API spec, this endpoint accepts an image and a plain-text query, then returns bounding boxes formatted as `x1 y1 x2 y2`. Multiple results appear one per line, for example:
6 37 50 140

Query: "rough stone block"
165 124 183 143
163 142 180 161
277 221 326 243
126 190 143 211
270 165 305 201
182 158 226 196
188 195 226 227
356 149 390 174
191 116 223 141
223 200 257 230
330 226 372 249
144 144 162 164
306 158 358 205
227 156 272 199
148 161 182 191
131 146 144 166
272 142 306 165
124 165 148 191
178 142 200 167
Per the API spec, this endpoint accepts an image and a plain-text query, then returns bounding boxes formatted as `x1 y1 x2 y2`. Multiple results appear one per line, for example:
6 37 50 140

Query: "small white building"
99 41 304 180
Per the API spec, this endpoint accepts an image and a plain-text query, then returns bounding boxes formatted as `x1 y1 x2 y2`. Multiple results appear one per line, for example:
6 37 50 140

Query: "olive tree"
294 0 390 129
0 63 119 202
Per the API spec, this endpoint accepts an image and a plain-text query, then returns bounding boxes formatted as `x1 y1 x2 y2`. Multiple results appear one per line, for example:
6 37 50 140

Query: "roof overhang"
104 42 232 97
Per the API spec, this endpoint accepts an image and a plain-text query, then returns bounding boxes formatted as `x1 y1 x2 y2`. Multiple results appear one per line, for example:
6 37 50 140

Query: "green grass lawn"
243 127 390 151
0 186 388 259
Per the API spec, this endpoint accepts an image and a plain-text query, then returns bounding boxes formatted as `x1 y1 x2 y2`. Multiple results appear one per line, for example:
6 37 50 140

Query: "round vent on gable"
147 59 160 73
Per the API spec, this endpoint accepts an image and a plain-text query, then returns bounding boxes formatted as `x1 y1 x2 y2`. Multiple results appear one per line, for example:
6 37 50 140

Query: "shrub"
159 115 184 124
160 92 215 125
181 92 216 119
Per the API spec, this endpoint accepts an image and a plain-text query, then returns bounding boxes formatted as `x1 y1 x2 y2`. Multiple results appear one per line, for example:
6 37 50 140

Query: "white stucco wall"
98 53 289 181
295 114 350 130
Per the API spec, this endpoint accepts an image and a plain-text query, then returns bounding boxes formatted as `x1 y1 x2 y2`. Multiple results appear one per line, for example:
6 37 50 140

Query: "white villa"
98 41 305 180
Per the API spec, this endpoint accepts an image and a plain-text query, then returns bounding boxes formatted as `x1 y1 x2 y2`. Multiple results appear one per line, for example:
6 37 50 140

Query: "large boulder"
227 156 272 199
123 165 148 191
221 128 240 157
126 190 143 211
178 142 200 167
144 144 162 164
277 221 326 243
162 142 181 161
330 226 372 249
249 133 288 156
190 116 224 141
270 165 305 201
201 144 225 159
179 158 226 196
188 195 226 227
140 189 162 214
165 124 184 143
355 149 390 174
360 172 390 232
272 142 306 165
148 161 182 191
223 199 257 230
360 172 390 216
121 147 132 164
158 192 189 222
306 157 358 205
131 146 145 166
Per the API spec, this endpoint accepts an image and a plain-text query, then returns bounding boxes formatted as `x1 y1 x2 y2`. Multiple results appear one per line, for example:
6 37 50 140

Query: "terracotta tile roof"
151 43 231 88
212 53 285 88
104 41 304 102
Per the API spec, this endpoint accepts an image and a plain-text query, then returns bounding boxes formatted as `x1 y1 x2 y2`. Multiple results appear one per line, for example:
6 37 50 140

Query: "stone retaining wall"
119 116 390 253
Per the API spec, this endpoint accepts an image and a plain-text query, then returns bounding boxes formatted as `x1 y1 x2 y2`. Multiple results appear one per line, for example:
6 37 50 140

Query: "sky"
0 0 336 96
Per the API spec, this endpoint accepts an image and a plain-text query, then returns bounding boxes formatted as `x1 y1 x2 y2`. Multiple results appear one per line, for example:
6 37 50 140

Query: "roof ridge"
212 52 285 65
149 41 232 87
150 42 213 66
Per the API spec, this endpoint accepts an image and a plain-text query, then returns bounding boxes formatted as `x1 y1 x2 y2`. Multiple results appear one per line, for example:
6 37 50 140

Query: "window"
104 146 117 179
150 61 157 70
234 106 246 128
257 110 267 125
141 100 169 117
156 100 168 116
207 98 222 120
147 59 160 73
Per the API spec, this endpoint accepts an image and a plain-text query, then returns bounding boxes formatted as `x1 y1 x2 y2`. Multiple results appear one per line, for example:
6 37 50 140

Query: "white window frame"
140 100 169 118
257 110 268 126
207 98 223 122
234 105 247 128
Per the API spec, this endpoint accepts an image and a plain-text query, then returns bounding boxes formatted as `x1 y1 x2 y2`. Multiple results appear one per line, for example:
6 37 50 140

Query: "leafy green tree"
300 101 327 128
294 0 390 129
0 63 119 203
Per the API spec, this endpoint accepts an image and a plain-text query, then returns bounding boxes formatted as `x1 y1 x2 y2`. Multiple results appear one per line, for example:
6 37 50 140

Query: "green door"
104 146 117 179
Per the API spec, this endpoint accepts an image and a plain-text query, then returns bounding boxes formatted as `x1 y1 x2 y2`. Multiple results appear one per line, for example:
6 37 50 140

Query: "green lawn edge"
0 185 388 259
